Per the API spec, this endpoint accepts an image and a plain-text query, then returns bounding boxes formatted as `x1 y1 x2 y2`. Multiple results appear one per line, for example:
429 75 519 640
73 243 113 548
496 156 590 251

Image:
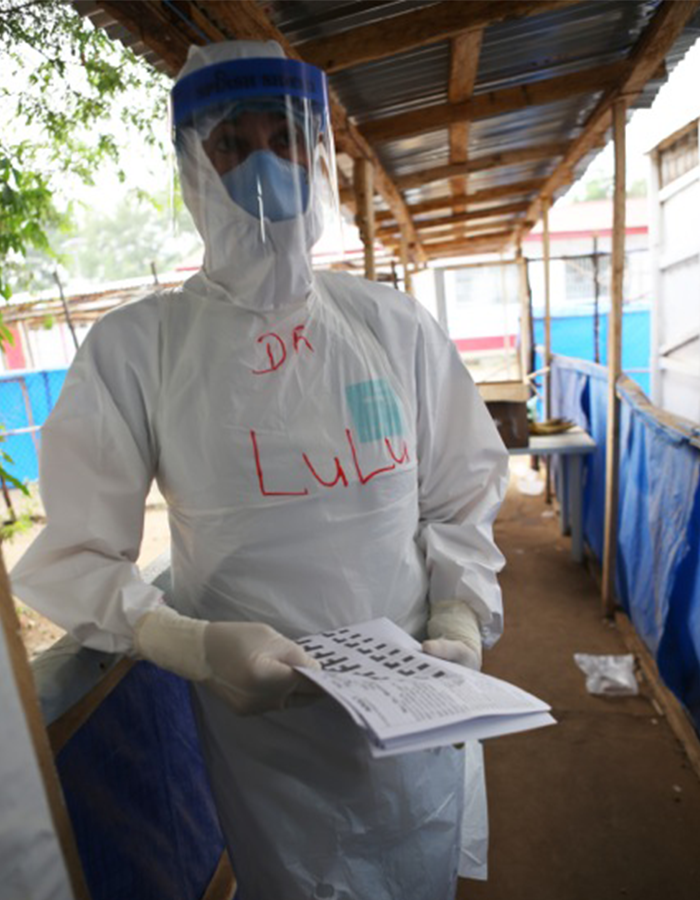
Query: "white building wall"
650 119 700 423
411 267 439 321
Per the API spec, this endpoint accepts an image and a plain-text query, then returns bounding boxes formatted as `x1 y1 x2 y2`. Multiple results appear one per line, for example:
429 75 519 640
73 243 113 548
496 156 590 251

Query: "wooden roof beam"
94 0 199 71
395 143 567 191
419 218 526 242
523 0 700 227
371 179 547 223
376 202 530 239
422 225 518 245
420 232 514 258
448 29 483 213
361 60 627 143
298 1 582 74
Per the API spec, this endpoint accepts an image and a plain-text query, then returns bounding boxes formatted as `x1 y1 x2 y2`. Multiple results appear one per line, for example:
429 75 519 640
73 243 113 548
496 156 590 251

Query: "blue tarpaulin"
53 660 229 900
0 368 68 483
551 356 700 732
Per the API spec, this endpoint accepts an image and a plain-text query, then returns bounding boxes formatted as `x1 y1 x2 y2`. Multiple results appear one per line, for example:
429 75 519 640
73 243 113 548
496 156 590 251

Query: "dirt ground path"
461 462 700 900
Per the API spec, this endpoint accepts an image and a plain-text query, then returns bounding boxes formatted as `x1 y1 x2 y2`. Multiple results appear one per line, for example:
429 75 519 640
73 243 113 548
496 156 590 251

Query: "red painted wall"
2 326 27 370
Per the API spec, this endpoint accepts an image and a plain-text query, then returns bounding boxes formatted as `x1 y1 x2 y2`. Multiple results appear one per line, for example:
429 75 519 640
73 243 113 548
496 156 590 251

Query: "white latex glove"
422 600 483 671
134 605 320 715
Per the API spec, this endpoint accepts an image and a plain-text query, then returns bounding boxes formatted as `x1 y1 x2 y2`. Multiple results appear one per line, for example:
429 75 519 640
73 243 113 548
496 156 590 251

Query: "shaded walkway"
461 461 700 900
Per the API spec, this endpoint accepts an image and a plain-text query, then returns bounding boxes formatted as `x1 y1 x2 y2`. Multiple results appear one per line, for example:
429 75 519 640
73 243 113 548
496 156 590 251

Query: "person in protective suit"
12 40 509 900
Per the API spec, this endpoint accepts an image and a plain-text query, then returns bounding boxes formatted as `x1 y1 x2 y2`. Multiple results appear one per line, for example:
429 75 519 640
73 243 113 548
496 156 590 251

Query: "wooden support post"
542 196 553 502
542 197 552 413
399 228 413 294
602 99 627 615
592 235 601 364
0 551 91 900
354 158 376 280
516 246 532 382
648 147 662 404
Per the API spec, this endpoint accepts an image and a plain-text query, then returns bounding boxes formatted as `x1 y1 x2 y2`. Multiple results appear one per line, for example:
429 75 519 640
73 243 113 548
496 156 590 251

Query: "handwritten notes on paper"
297 618 555 758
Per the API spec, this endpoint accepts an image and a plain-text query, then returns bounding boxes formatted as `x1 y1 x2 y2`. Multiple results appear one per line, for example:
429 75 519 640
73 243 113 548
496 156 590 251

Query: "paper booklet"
295 618 555 758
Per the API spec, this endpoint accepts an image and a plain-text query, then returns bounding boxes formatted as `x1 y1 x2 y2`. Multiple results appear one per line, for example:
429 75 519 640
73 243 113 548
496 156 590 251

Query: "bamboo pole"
542 196 553 502
602 99 627 614
648 147 662 404
354 158 376 280
542 197 552 411
53 271 79 351
516 246 532 381
19 320 35 369
592 235 601 364
399 228 413 294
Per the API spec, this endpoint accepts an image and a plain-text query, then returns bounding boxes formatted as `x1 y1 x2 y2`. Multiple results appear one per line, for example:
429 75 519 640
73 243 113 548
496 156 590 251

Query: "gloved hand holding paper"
134 606 321 715
295 618 555 757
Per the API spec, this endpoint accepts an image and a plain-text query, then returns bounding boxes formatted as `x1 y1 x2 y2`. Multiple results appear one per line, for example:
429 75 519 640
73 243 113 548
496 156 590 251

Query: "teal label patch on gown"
345 379 403 443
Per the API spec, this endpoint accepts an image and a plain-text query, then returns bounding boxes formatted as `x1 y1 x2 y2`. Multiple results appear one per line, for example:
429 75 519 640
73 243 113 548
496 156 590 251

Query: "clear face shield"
172 55 338 247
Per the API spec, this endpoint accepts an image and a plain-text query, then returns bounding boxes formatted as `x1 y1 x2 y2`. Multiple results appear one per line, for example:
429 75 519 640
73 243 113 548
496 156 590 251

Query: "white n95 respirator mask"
220 150 309 222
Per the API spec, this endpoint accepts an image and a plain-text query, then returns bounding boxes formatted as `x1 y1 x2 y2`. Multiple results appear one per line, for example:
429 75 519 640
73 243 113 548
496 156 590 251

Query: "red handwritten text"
252 324 314 375
249 428 410 498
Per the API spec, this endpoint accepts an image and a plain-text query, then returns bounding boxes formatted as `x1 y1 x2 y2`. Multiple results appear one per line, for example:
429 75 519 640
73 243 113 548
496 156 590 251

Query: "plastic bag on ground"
574 653 639 696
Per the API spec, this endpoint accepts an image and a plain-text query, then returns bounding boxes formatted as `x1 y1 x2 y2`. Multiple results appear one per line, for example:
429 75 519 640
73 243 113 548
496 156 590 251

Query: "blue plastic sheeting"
616 381 700 732
55 660 230 900
533 309 650 396
0 368 68 483
551 356 700 733
549 356 608 562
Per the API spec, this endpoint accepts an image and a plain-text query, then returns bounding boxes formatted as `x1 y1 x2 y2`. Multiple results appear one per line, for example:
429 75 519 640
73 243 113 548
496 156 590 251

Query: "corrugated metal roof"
468 159 560 193
71 0 700 260
265 1 438 43
262 0 699 251
378 131 451 177
75 1 173 74
469 98 593 152
331 42 450 124
476 0 656 92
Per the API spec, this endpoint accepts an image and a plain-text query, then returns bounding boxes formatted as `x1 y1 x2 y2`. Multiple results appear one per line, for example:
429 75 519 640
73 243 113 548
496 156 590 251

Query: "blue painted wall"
534 309 650 396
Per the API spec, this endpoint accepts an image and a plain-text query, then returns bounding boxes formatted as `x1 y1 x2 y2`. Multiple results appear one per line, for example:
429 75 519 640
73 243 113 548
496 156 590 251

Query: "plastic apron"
153 274 470 899
12 269 501 894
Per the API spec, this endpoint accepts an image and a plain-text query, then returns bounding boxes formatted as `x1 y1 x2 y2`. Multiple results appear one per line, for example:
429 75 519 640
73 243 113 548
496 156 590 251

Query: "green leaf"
0 0 170 307
0 321 14 344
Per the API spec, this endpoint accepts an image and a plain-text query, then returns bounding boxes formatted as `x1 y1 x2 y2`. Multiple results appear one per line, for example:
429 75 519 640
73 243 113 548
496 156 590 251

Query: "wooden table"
509 428 597 563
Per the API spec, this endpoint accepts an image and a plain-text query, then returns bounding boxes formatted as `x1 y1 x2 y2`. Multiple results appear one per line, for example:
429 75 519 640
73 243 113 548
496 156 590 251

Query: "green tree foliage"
68 191 200 282
0 0 169 299
572 171 649 202
0 0 169 499
13 186 201 291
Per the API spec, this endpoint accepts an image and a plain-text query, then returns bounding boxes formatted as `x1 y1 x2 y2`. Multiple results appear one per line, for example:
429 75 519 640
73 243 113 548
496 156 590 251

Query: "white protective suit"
12 40 509 900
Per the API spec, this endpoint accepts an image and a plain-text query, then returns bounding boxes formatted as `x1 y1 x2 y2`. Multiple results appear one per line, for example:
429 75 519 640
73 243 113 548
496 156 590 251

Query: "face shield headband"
172 56 329 141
